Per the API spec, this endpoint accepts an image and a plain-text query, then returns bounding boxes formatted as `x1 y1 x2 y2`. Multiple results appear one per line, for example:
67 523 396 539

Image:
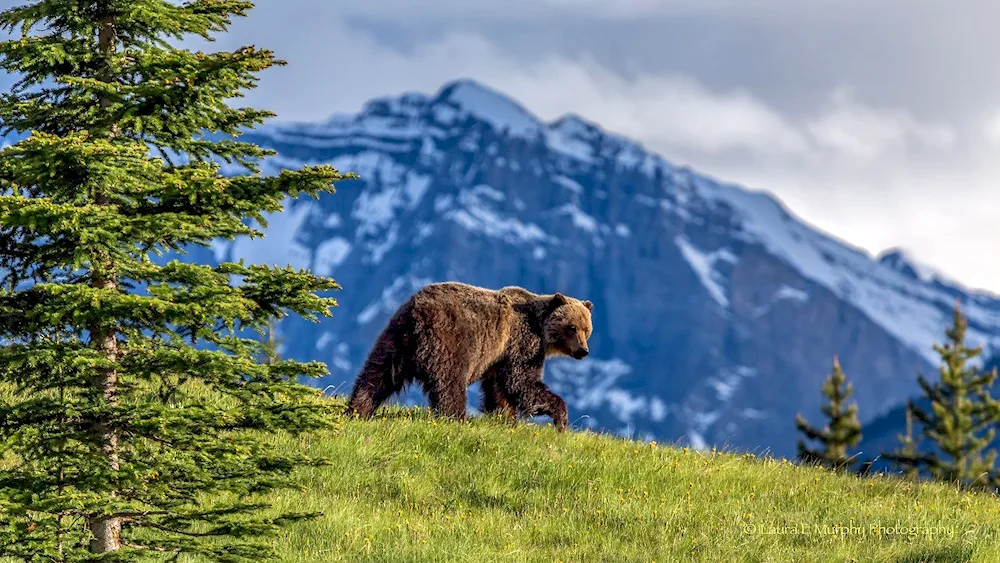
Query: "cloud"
806 88 957 161
983 110 1000 144
493 64 810 157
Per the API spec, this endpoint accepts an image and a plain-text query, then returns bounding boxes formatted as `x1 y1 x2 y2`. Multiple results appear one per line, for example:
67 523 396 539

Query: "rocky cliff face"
203 79 1000 457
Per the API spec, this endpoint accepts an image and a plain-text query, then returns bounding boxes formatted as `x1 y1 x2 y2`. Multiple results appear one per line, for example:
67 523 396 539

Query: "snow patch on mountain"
555 203 599 233
615 144 646 171
437 80 542 138
446 188 551 244
340 152 431 237
369 224 398 264
546 119 596 162
470 184 506 202
674 236 738 308
877 247 946 284
553 175 584 194
754 285 810 317
707 366 758 402
774 285 809 303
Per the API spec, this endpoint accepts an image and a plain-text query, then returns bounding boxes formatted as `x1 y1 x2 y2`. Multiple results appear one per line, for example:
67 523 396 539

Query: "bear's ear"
583 300 593 311
548 292 568 312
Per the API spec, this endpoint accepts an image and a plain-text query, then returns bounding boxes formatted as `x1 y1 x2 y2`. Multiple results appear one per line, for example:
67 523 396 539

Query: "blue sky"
3 0 1000 291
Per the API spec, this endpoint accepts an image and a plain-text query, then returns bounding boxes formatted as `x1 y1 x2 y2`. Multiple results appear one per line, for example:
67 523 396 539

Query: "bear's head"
544 293 593 360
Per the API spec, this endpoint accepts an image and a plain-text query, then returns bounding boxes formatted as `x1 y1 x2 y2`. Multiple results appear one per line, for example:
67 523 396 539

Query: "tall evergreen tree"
0 1 354 560
886 301 1000 489
795 356 863 470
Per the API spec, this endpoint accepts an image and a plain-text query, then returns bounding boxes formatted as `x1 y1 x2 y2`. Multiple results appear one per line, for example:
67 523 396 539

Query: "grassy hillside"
242 400 1000 562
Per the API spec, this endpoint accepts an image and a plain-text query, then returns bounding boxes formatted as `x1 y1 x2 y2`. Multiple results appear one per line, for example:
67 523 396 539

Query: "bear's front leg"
501 365 569 431
531 382 568 431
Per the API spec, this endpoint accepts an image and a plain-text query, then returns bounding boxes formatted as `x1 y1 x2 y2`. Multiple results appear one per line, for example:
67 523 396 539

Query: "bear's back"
415 281 500 303
497 285 540 304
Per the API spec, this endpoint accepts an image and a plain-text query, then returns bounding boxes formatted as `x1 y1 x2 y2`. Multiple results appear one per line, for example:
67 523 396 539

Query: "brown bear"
346 282 594 430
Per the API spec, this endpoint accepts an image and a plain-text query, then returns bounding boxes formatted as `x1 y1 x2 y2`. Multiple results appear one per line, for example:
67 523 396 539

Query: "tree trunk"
89 12 122 554
89 309 121 552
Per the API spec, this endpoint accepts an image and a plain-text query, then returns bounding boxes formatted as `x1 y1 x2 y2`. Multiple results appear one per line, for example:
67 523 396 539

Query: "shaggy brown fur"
346 282 594 430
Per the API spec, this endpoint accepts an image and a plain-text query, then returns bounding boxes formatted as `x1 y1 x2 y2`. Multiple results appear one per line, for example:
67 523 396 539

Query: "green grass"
249 399 1000 562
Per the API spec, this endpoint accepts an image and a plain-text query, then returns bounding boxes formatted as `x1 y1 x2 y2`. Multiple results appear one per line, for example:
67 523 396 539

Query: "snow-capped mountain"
204 79 1000 456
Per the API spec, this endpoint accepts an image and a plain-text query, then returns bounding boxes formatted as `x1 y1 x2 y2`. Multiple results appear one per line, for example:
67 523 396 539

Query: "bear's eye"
566 326 578 335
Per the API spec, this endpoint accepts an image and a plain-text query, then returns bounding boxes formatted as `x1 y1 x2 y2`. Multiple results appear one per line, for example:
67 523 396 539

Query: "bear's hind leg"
347 350 404 418
425 376 469 422
481 373 516 421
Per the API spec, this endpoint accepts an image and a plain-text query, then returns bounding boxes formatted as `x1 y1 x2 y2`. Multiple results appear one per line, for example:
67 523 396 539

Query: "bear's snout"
572 348 589 359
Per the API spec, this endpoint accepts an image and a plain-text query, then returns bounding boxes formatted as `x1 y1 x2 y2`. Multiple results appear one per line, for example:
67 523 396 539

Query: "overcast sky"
3 0 999 291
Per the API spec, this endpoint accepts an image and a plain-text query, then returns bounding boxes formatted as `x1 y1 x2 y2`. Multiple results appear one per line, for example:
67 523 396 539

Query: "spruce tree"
0 1 354 560
795 356 863 470
886 301 1000 489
